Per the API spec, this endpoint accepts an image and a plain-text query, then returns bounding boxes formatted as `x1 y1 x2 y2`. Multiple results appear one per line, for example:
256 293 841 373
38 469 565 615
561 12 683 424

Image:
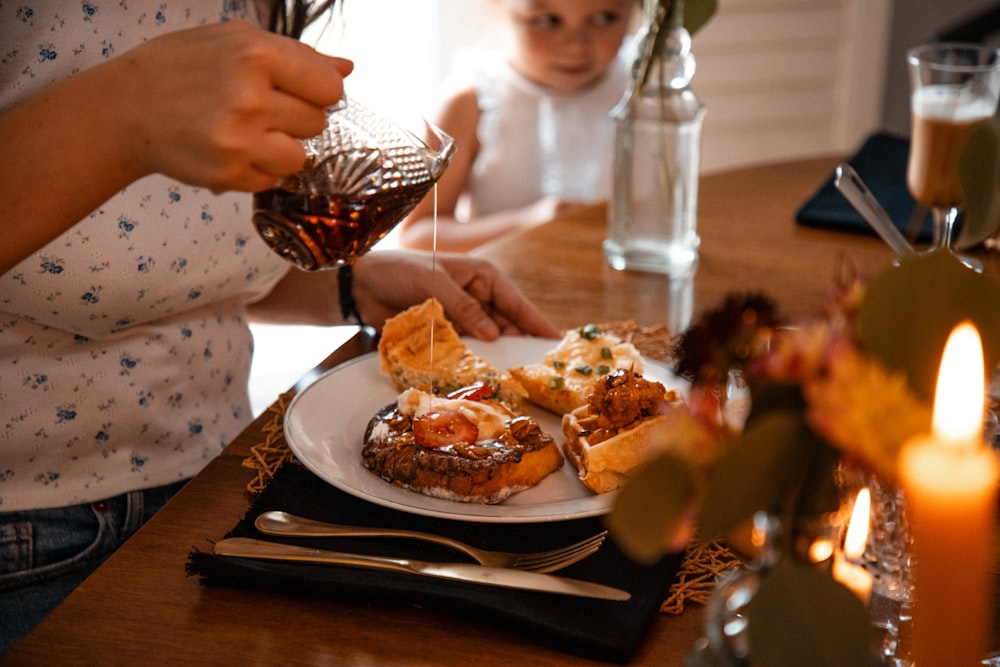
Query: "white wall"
882 0 1000 137
690 0 893 171
303 0 500 118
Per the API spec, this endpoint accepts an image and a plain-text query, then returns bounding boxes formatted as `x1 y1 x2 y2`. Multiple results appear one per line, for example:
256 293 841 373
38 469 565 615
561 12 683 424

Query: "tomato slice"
412 410 479 448
445 382 493 402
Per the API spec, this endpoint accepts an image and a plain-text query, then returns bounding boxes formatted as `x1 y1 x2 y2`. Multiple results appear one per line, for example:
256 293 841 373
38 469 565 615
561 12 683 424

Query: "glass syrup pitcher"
253 95 456 271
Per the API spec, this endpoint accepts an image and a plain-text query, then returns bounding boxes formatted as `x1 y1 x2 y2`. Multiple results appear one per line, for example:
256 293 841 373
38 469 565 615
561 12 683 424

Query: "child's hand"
112 20 353 193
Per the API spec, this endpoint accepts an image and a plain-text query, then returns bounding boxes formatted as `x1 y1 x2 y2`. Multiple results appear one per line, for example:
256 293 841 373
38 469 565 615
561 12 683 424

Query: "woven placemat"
242 390 298 495
240 321 742 614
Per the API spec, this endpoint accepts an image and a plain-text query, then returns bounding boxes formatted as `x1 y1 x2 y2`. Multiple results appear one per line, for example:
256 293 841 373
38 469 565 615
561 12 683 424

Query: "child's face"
503 0 635 93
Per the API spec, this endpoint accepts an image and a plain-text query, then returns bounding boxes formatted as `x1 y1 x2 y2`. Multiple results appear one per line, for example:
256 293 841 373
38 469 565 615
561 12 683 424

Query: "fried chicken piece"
584 369 674 443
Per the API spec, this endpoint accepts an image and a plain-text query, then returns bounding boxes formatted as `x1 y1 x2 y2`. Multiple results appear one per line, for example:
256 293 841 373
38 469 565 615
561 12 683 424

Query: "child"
399 0 637 252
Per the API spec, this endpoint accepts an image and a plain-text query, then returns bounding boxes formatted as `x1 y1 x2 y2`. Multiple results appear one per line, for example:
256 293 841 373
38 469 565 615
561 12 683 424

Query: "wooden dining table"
476 157 998 331
7 156 996 666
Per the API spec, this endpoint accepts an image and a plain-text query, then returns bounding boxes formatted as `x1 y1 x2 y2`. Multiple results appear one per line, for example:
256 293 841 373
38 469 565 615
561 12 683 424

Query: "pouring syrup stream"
429 185 438 404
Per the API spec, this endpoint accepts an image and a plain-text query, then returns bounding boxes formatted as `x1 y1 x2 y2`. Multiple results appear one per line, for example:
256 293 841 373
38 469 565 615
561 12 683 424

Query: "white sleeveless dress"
441 47 631 218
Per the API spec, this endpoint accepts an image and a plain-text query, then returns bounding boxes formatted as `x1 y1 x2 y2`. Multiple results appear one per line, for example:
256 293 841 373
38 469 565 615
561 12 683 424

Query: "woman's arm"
0 20 352 275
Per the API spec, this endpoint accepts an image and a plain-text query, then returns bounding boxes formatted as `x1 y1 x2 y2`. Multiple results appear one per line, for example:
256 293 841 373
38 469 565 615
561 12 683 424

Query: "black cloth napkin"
187 462 683 664
795 132 934 242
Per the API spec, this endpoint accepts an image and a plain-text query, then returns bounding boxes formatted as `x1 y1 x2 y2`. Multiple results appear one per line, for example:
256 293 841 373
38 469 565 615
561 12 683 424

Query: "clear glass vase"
604 0 705 278
685 514 781 666
687 503 877 665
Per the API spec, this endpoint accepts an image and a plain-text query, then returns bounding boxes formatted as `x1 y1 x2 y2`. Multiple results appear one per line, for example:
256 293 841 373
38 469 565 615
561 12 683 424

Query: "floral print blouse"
0 1 291 510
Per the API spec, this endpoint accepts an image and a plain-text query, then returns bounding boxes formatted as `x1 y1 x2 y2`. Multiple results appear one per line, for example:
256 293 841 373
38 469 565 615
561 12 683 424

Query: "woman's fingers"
267 38 353 108
117 21 355 193
261 89 330 140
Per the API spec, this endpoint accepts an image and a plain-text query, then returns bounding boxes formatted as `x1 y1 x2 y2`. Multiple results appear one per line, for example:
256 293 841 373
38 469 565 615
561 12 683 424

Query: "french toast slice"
363 387 563 503
378 298 525 409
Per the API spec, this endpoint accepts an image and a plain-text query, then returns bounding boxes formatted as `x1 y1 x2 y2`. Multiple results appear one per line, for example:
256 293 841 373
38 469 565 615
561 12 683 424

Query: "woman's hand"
114 20 354 193
352 249 561 340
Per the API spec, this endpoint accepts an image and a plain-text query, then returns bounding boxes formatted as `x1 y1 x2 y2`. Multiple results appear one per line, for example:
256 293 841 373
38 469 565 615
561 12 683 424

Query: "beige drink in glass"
907 86 993 209
906 43 1000 258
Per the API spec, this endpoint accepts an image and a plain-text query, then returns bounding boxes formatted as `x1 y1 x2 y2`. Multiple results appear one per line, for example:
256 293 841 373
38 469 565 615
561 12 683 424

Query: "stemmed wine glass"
906 43 1000 265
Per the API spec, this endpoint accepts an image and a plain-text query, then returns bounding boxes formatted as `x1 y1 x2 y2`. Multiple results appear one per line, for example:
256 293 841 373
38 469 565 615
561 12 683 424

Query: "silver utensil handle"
215 537 416 575
834 163 917 258
255 511 480 560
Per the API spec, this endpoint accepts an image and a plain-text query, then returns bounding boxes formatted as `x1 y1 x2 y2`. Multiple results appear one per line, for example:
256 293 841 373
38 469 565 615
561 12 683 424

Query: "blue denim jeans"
0 480 187 655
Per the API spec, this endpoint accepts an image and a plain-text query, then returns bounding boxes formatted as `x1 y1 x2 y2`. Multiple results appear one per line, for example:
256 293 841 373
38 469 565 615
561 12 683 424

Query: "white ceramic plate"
284 336 682 523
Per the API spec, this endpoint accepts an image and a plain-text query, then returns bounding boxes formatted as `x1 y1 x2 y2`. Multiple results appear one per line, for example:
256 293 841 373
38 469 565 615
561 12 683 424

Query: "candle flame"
809 538 835 563
933 322 985 448
845 487 870 561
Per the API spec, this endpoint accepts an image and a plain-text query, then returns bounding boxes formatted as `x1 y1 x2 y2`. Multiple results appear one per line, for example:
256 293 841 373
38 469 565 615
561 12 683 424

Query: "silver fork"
254 511 607 573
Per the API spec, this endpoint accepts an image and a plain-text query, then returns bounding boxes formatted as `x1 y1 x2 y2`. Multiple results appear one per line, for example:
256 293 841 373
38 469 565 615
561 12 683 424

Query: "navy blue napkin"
188 462 683 664
795 132 934 242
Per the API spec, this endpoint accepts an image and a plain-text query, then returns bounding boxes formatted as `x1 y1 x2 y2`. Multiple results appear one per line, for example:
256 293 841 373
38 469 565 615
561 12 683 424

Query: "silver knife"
214 537 630 601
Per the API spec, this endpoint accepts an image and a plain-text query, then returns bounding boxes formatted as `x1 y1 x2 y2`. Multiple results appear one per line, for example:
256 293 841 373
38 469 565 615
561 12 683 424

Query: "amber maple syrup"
253 181 432 272
429 184 439 399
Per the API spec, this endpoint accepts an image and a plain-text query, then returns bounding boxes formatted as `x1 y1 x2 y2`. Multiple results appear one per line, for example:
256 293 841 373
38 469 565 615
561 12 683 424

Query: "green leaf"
605 452 696 563
684 0 717 35
697 411 808 540
748 560 873 666
741 381 805 427
792 435 843 519
957 117 1000 249
858 250 1000 401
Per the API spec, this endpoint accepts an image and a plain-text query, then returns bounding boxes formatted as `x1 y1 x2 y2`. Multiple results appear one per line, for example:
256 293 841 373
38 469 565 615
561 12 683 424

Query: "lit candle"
899 322 998 667
832 487 873 604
